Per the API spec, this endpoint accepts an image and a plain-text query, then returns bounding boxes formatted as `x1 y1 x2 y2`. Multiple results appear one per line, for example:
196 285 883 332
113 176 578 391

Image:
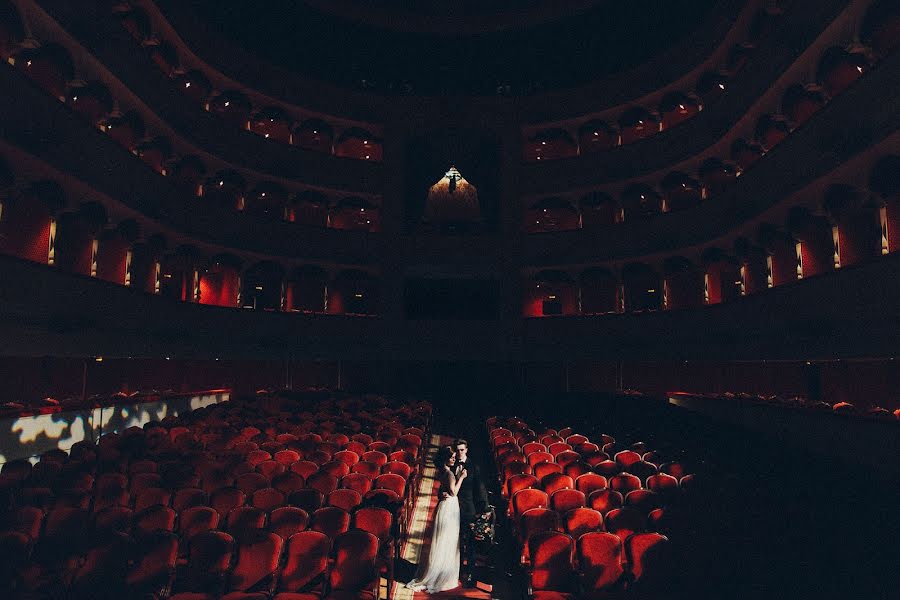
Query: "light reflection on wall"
0 391 230 464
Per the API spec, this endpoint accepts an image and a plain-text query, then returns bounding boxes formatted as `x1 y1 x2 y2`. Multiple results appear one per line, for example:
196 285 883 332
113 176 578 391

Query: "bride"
406 446 465 593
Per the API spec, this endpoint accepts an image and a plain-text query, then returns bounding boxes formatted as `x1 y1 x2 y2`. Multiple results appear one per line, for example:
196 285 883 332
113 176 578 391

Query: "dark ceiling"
187 0 723 96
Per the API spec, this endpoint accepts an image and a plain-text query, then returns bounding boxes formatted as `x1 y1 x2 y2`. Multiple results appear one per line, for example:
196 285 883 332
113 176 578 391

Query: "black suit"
455 461 489 579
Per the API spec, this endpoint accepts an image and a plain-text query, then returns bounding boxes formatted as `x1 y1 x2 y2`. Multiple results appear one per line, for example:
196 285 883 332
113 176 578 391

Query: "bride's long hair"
433 445 455 469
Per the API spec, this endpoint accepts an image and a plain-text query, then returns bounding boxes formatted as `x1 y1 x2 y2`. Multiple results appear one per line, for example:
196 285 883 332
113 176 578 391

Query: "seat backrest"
577 531 624 591
512 488 549 519
605 507 645 540
534 461 563 480
251 487 286 512
329 529 379 592
311 506 351 538
227 506 267 538
625 489 660 514
351 460 381 479
125 531 179 592
320 460 351 479
341 472 374 495
550 488 586 513
187 530 233 573
279 531 330 592
609 473 642 495
178 506 220 541
564 507 604 538
173 487 207 512
236 472 269 496
382 460 412 479
134 487 172 512
210 487 246 518
269 506 310 539
528 452 555 467
134 504 176 536
256 460 286 480
588 489 624 515
227 530 283 592
306 471 339 496
351 506 393 543
575 473 608 496
528 531 575 592
328 488 363 512
290 460 320 479
519 508 562 541
625 532 671 589
374 473 406 496
542 473 575 496
333 450 360 466
563 460 591 479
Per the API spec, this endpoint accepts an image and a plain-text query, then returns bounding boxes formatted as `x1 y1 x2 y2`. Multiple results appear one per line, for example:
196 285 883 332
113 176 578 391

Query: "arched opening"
823 184 882 266
702 248 742 305
758 224 797 287
621 184 662 222
817 46 867 97
330 197 380 232
662 256 704 310
174 70 213 105
524 128 577 162
245 182 289 222
869 155 899 254
241 261 285 311
730 139 764 171
660 172 702 212
787 207 835 278
334 128 382 161
207 90 253 128
171 155 207 197
618 106 659 145
525 197 579 233
10 43 74 101
0 180 65 264
658 91 700 130
100 111 145 152
621 263 661 313
134 136 173 175
523 270 577 317
96 220 140 285
781 84 826 126
294 119 334 153
249 106 293 143
422 166 482 233
579 268 618 315
698 157 738 199
695 70 728 104
290 190 330 227
579 192 619 228
285 265 328 313
754 114 790 151
199 253 243 308
577 120 617 154
67 81 113 125
330 270 379 315
54 203 106 276
128 234 166 294
734 238 768 296
159 245 205 302
203 170 246 211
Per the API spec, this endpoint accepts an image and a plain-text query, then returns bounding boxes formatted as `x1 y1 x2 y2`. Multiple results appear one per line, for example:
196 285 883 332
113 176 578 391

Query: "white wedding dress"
407 474 461 593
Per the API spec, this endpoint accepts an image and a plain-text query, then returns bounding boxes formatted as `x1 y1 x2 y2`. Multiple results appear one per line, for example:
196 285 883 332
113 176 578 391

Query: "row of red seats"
0 392 431 599
488 416 689 597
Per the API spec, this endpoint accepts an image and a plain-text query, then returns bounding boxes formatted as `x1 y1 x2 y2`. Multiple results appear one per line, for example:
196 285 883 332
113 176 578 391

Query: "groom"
451 438 490 588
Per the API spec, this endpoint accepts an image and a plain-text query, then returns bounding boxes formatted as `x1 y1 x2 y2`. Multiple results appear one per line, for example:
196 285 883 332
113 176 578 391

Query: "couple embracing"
406 439 491 593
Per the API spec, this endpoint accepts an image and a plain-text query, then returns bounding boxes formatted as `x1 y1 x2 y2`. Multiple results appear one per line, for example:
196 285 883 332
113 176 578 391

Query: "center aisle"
392 433 494 600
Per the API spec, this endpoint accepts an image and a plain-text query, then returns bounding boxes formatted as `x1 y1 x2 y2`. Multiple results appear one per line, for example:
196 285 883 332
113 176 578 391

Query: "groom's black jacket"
456 461 490 520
